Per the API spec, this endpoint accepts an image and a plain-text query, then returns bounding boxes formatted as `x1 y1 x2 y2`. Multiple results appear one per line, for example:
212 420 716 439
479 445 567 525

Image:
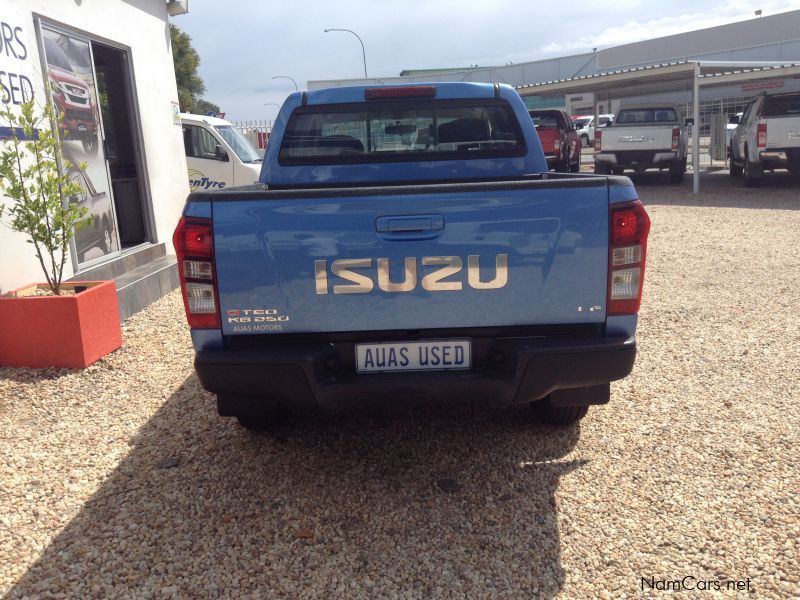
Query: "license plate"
355 339 471 373
77 125 87 132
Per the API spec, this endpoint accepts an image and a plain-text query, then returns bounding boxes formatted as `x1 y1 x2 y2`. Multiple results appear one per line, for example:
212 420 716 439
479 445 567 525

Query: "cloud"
540 2 799 56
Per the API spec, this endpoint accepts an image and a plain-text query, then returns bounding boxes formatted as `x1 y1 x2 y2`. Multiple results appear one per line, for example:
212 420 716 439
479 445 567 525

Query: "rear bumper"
194 334 637 413
759 149 800 168
596 150 676 167
61 117 97 135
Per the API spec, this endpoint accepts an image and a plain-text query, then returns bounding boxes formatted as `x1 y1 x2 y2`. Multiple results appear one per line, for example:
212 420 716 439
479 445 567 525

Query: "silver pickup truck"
594 104 693 183
730 92 800 186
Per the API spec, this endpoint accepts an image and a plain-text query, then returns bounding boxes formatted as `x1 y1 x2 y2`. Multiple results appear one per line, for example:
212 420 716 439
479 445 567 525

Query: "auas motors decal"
188 169 226 191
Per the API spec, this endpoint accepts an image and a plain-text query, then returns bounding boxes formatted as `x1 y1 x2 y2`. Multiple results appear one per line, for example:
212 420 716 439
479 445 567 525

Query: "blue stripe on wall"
0 126 40 141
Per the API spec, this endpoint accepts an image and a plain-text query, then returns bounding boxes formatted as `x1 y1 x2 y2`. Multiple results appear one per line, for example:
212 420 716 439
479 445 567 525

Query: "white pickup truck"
729 92 800 186
594 104 692 183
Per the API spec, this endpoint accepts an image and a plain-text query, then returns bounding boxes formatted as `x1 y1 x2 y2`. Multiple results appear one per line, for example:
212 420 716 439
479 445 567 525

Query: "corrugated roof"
516 61 800 91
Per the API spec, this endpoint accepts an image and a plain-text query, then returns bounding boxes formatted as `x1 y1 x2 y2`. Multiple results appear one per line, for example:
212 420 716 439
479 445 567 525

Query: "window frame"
183 124 226 161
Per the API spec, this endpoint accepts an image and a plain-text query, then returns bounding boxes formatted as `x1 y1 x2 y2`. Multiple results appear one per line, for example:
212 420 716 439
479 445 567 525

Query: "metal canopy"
517 61 800 193
517 61 800 97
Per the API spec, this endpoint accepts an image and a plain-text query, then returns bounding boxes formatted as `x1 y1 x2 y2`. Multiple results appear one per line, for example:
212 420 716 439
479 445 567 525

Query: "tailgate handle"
376 214 444 233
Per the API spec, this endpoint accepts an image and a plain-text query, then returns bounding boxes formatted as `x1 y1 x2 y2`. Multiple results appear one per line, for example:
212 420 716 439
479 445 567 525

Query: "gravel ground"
1 170 798 598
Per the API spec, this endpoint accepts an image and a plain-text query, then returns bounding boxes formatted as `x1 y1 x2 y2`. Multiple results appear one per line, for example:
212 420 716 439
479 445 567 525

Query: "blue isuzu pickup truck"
173 83 650 431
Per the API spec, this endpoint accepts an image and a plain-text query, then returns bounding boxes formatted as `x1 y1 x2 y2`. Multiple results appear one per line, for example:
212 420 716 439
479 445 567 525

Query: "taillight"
173 216 220 329
594 130 602 152
365 85 436 100
608 201 650 315
757 123 767 148
554 138 561 152
671 127 680 151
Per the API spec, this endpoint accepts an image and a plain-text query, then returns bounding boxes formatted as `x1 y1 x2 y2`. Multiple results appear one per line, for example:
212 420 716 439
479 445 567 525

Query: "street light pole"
263 102 281 126
324 28 368 79
264 102 281 116
271 75 298 91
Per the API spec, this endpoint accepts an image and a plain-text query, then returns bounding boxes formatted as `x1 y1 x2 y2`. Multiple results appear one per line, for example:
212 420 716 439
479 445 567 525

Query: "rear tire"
81 134 98 155
668 161 685 183
743 147 762 187
535 397 589 425
570 155 581 172
594 162 610 175
220 394 289 432
236 415 273 432
235 407 288 432
102 220 113 253
729 145 743 176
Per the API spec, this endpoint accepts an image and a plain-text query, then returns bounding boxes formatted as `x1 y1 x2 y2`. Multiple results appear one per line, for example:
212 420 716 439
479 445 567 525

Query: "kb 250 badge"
225 309 290 323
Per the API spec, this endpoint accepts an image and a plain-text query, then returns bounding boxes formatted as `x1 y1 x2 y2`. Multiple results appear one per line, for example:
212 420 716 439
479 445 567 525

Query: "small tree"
0 99 91 295
194 98 221 116
170 24 219 114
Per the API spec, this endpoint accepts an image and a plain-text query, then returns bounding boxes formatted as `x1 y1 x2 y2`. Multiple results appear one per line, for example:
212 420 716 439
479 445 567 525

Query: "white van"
181 113 262 191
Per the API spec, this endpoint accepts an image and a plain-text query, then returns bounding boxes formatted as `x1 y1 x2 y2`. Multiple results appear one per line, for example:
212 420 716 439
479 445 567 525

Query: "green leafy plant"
0 99 91 295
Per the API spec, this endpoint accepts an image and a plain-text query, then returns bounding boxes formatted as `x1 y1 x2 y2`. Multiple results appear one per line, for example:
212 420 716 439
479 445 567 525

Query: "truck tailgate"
536 128 561 155
602 126 673 151
211 179 610 335
766 117 800 149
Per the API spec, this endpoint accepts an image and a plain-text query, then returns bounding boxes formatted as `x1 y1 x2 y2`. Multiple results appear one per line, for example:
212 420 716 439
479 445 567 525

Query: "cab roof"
180 113 232 127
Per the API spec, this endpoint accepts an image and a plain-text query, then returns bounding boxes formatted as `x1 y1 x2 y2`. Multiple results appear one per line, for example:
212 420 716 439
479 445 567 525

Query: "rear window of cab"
762 94 800 117
278 100 526 165
616 108 677 124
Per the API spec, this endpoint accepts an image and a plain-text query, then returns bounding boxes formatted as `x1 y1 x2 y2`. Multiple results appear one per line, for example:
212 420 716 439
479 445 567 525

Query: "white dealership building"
0 0 190 319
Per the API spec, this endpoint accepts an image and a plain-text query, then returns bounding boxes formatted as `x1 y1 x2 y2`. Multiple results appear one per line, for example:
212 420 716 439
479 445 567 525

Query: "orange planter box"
0 280 122 369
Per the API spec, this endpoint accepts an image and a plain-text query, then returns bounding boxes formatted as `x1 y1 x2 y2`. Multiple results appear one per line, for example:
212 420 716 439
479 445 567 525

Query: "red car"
44 37 98 154
529 109 580 172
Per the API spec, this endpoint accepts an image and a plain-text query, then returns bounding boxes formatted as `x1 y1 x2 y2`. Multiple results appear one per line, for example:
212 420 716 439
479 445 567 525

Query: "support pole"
693 63 700 194
593 92 599 153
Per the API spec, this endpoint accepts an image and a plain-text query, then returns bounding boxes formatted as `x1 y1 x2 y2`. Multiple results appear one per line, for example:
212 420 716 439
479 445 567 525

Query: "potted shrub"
0 100 121 369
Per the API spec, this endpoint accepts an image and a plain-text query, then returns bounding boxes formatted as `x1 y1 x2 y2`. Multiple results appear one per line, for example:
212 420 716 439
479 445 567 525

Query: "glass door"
39 25 121 269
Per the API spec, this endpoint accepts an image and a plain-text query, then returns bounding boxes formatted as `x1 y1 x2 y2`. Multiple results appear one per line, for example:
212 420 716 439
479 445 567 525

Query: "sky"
175 0 800 122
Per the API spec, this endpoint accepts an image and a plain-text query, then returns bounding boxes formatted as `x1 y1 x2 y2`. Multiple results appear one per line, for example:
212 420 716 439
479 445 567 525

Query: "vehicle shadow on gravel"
630 168 800 210
8 374 583 598
0 367 77 384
